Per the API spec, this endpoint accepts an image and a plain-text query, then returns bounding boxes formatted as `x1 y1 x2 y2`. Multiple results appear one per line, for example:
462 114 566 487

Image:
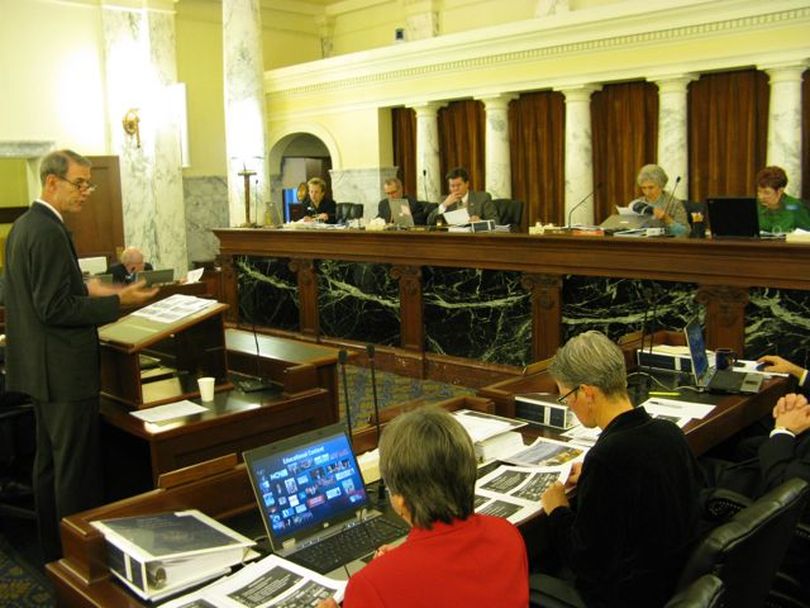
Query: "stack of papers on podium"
91 510 255 602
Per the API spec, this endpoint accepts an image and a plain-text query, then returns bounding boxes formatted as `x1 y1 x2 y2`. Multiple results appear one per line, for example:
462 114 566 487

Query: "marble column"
478 95 516 199
559 85 600 225
223 0 274 226
101 4 188 274
316 14 335 58
330 167 397 219
404 0 439 40
762 63 806 196
654 75 695 199
411 102 445 202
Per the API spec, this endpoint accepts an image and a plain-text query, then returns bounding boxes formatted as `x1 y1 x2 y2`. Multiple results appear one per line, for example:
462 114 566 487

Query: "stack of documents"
452 409 527 462
91 510 256 602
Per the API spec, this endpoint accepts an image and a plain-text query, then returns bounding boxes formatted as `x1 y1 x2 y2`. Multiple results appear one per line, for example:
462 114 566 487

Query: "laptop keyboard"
290 516 408 574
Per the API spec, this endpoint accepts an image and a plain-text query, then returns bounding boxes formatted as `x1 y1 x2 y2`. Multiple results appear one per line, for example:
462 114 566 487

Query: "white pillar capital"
558 85 601 104
409 101 447 117
476 94 518 112
651 74 698 94
761 63 809 84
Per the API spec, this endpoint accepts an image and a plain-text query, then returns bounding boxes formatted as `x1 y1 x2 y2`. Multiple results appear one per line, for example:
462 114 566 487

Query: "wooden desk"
100 386 334 496
50 384 779 607
225 329 343 422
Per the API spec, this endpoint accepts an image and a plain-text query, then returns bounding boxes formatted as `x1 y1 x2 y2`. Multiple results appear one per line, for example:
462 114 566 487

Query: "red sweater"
343 514 528 607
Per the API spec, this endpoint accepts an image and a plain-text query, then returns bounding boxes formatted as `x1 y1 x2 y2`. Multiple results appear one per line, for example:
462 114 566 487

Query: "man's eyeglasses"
55 175 96 193
556 385 580 406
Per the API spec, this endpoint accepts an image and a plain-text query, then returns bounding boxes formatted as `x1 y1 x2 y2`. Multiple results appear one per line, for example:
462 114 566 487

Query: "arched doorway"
268 132 333 222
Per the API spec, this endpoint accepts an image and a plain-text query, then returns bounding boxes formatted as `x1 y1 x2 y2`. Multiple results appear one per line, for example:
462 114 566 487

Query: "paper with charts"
474 463 571 524
131 294 217 324
160 554 345 608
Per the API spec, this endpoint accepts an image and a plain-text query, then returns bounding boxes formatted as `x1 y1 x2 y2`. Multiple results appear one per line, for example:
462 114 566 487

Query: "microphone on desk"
567 183 601 228
366 344 386 501
661 176 682 219
339 349 353 448
422 169 429 202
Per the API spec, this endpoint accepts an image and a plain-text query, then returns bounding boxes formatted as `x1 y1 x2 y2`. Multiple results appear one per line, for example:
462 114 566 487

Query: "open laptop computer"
706 197 760 238
683 318 763 394
243 423 409 577
135 268 175 286
389 198 415 228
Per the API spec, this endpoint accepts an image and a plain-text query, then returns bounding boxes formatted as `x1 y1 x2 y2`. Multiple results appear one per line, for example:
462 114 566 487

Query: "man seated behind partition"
318 407 528 608
106 246 153 284
376 177 425 225
532 330 704 608
755 166 810 233
426 167 497 225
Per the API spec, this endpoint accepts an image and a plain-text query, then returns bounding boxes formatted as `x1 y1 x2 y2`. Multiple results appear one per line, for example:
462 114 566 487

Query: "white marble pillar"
223 0 274 226
654 75 695 199
478 95 516 199
411 102 445 202
330 167 398 219
762 63 806 196
404 0 439 40
559 85 600 225
101 4 188 274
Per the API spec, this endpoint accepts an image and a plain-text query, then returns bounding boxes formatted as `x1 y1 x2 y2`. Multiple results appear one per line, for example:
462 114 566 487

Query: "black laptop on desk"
683 318 763 394
243 423 408 577
706 197 760 238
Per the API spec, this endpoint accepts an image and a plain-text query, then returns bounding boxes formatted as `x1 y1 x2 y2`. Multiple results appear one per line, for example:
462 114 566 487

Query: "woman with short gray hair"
322 407 528 608
630 163 689 236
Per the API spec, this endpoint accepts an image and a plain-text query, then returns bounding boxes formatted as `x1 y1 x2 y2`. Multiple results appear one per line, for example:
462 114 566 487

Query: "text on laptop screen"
249 431 368 541
685 319 710 379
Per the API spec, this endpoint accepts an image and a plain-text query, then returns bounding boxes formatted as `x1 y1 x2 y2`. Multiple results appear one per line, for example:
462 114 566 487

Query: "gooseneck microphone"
338 349 353 448
422 169 429 202
366 344 386 501
661 176 682 220
567 183 601 227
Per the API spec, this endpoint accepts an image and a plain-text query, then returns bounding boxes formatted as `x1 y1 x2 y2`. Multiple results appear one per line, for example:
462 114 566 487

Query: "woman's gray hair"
636 164 668 188
39 149 91 186
379 406 476 529
549 330 628 398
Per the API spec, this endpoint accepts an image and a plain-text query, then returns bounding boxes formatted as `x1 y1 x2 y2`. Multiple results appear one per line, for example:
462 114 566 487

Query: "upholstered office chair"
492 198 525 229
705 485 810 606
675 478 809 608
664 574 724 608
420 202 439 223
335 202 364 223
0 396 36 520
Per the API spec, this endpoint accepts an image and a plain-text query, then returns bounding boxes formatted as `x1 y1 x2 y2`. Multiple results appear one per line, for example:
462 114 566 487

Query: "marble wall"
184 176 229 263
233 257 810 368
330 167 395 219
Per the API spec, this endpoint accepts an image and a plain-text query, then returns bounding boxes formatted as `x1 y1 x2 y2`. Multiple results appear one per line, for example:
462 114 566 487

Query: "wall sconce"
122 108 141 148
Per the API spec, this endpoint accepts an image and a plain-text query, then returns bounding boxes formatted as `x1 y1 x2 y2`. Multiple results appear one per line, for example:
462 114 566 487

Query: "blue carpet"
339 364 474 425
0 532 53 607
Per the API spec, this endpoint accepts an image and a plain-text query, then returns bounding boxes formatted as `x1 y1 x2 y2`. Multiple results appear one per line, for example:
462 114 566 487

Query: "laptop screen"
706 197 759 238
684 318 710 382
135 268 175 286
244 424 369 546
389 198 414 227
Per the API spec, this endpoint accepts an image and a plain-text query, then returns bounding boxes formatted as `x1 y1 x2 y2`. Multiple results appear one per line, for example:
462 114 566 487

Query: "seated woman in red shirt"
320 407 528 608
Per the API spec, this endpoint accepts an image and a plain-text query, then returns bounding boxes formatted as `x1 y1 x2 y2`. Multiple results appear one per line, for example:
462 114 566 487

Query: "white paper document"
132 294 217 324
452 409 527 444
129 400 208 423
160 554 346 608
501 437 585 468
185 268 205 284
474 464 571 524
639 398 715 420
442 206 471 226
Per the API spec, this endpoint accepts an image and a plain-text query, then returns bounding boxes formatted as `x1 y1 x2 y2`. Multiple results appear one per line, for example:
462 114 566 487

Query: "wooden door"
63 155 125 264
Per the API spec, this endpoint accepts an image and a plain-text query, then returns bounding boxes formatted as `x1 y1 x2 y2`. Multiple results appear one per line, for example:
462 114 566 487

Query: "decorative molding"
265 2 810 100
0 141 55 158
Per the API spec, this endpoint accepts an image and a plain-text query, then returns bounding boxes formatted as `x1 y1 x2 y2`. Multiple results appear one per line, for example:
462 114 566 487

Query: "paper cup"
197 377 215 402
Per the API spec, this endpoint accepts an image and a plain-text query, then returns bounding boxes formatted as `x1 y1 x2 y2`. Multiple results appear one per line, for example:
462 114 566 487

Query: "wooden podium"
98 299 230 409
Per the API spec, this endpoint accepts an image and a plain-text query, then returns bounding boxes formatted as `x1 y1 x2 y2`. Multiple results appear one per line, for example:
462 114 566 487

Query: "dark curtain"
800 70 810 201
509 91 566 225
392 107 417 198
688 69 769 201
591 81 659 223
438 100 486 193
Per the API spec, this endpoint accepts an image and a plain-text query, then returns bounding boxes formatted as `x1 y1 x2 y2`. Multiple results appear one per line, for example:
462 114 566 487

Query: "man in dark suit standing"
376 177 425 225
106 246 153 284
427 167 496 225
4 150 157 562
